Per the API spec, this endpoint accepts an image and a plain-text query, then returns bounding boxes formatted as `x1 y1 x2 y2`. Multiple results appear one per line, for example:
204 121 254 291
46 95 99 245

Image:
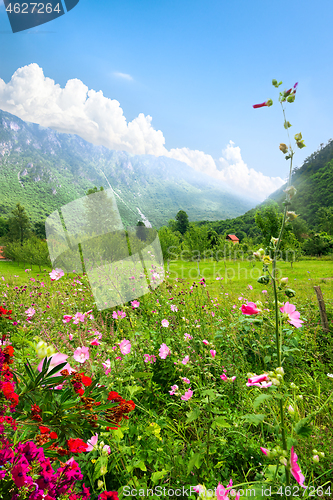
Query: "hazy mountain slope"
0 109 254 228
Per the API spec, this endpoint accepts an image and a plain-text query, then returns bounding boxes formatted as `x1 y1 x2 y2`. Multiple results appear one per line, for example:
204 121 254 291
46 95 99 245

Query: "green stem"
279 398 290 486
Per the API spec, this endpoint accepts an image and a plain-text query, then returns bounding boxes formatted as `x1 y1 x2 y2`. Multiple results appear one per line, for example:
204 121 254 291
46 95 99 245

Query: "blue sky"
0 0 332 201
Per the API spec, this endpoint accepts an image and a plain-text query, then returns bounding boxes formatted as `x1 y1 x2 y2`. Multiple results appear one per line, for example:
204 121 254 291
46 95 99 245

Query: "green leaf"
264 355 271 363
24 360 36 382
151 469 168 484
253 394 272 411
211 416 231 430
45 362 67 378
294 416 313 437
187 452 201 475
243 414 266 426
186 407 201 424
134 460 147 472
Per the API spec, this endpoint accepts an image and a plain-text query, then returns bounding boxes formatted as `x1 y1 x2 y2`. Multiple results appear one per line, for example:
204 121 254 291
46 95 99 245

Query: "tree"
175 210 190 235
158 227 181 272
33 221 47 239
317 207 333 235
255 203 283 248
0 217 9 239
136 221 148 241
8 203 31 246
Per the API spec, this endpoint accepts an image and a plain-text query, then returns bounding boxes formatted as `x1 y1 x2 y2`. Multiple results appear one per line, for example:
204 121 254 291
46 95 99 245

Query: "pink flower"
182 355 190 365
37 352 73 376
131 300 140 308
248 284 253 290
73 312 86 324
216 480 240 500
102 359 111 375
170 304 178 312
159 343 171 359
112 311 118 319
119 339 131 355
63 315 72 323
184 333 193 341
161 319 169 327
49 268 65 281
252 99 273 109
210 350 216 358
262 290 267 294
246 373 269 387
86 433 98 452
260 447 270 456
241 302 260 315
69 334 73 341
202 339 209 345
73 346 90 363
25 307 35 317
220 374 228 381
169 384 178 395
90 338 101 346
182 377 190 384
118 310 126 318
280 302 304 328
181 388 193 401
290 447 306 488
144 354 151 363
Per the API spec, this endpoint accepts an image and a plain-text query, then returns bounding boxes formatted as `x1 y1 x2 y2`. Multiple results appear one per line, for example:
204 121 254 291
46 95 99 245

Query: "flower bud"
294 132 302 141
286 211 298 221
271 378 280 386
271 236 279 245
279 277 288 287
296 140 306 149
257 275 270 285
319 452 325 458
288 405 295 415
290 382 298 389
100 465 107 475
285 288 296 298
263 255 272 265
297 395 303 400
280 457 288 466
312 449 318 454
312 455 320 463
279 143 288 154
272 79 278 87
266 99 273 107
284 185 297 200
277 301 284 307
97 480 104 489
276 367 284 376
287 94 295 103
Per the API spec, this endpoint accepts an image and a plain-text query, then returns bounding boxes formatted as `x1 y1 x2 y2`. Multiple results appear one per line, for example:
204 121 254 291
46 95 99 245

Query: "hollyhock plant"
49 268 65 281
159 343 170 359
241 302 260 315
73 346 90 364
280 302 304 328
118 339 131 355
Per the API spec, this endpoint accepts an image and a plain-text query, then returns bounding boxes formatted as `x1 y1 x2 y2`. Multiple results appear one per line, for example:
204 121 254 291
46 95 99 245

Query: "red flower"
81 375 92 387
67 438 88 453
98 492 119 500
77 388 84 396
0 306 12 320
50 432 58 439
107 391 122 402
39 426 50 434
4 345 14 356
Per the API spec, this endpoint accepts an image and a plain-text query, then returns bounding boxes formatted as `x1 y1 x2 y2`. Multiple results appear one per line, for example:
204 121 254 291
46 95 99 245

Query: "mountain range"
0 109 254 229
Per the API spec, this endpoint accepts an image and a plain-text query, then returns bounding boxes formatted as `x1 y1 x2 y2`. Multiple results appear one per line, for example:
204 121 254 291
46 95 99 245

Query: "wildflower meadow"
1 80 333 500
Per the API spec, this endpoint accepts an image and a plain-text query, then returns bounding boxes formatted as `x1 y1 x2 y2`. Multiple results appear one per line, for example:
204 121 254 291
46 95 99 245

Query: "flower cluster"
104 391 135 428
0 437 91 499
0 345 19 412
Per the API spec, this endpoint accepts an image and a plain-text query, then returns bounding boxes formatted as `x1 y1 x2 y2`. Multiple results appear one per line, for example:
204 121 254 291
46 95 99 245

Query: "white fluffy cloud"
0 64 284 200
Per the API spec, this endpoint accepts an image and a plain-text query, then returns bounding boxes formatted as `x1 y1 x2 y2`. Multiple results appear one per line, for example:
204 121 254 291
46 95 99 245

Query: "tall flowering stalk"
252 79 304 487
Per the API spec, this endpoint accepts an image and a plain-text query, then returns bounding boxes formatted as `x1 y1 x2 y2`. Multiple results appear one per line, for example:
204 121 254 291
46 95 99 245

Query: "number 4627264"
6 3 61 14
